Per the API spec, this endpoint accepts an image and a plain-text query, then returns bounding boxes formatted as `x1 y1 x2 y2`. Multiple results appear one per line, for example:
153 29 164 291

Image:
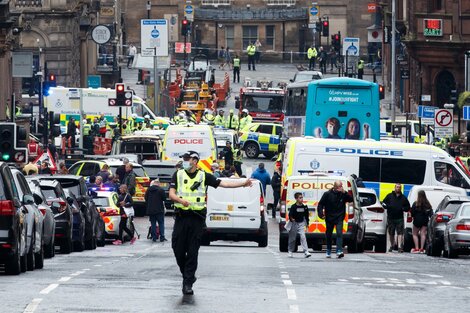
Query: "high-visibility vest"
174 169 206 211
233 148 242 162
83 123 91 136
233 58 240 67
239 115 252 130
202 114 215 124
214 115 226 127
225 115 239 129
307 48 317 59
357 60 365 70
247 45 256 56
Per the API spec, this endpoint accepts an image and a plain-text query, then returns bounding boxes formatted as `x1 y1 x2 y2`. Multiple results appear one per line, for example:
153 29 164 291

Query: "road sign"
464 106 470 120
418 105 435 119
421 94 431 102
175 42 192 54
108 98 116 106
400 69 410 80
308 5 320 23
184 4 194 22
91 25 112 45
342 38 360 57
434 108 454 137
87 75 101 88
141 19 169 57
12 52 33 78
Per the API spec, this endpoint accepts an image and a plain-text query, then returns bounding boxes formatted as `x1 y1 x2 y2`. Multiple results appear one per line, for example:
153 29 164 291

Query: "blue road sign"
464 106 470 120
310 7 319 16
418 105 435 119
87 75 101 88
185 5 193 14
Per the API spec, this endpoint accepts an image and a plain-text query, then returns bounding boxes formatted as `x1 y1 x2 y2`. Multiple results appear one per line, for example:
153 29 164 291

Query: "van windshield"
164 133 213 159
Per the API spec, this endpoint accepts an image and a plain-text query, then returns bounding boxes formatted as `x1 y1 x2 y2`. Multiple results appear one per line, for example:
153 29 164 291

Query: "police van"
282 137 470 201
161 124 217 173
278 173 365 253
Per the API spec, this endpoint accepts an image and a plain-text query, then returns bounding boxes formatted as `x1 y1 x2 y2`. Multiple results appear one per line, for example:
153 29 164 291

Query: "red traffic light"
334 34 339 40
116 83 125 92
323 21 329 27
182 19 188 25
49 74 56 81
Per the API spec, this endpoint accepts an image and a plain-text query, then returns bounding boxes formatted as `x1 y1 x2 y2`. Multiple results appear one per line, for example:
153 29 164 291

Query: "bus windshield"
243 95 283 113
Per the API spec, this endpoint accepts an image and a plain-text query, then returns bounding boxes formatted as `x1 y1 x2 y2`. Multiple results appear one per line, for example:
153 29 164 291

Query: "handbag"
285 220 292 232
122 194 135 217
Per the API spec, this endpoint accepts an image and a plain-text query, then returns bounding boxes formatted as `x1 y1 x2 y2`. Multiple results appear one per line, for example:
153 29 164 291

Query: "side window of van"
435 162 470 189
359 157 425 185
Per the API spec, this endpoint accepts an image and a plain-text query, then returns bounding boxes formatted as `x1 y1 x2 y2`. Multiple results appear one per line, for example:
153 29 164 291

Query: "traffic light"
181 18 189 36
43 74 57 97
0 123 27 162
322 19 329 36
48 74 56 86
379 84 385 100
315 21 322 33
331 33 341 51
115 83 132 106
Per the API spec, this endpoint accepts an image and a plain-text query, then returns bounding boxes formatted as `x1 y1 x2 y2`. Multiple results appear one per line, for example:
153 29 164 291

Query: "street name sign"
141 19 169 57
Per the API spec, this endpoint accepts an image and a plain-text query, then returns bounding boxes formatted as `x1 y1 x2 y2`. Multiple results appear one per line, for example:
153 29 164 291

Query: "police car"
239 122 282 159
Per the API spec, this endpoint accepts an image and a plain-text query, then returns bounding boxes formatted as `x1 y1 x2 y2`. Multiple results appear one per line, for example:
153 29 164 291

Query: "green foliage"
457 91 470 109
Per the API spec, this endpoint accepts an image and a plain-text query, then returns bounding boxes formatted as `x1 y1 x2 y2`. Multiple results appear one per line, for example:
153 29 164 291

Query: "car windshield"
295 72 321 82
93 197 110 207
41 188 57 199
243 95 283 113
359 192 376 206
63 185 81 198
445 202 464 213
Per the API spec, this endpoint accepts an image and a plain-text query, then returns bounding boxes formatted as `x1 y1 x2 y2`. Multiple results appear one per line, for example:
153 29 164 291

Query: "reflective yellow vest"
357 60 365 70
233 148 242 162
307 48 317 59
174 169 206 211
225 115 239 129
247 45 256 56
214 115 226 127
83 123 91 136
233 58 240 67
239 115 252 130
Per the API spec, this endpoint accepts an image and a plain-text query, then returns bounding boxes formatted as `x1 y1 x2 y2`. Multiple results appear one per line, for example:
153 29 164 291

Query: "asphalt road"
3 215 470 313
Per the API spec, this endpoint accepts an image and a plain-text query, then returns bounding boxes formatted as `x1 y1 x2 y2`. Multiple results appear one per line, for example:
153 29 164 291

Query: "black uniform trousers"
248 55 256 70
172 212 205 286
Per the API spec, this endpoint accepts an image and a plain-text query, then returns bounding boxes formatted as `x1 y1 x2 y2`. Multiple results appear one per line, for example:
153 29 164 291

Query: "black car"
28 178 74 254
63 189 86 252
426 195 470 256
39 175 105 248
0 162 28 275
142 160 175 213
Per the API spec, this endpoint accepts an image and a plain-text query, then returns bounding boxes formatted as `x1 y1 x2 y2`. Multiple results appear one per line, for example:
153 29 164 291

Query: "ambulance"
161 124 217 172
282 137 470 201
278 173 365 253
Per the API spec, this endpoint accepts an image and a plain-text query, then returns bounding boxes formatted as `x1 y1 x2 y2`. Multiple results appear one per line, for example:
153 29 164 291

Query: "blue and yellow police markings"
364 181 413 201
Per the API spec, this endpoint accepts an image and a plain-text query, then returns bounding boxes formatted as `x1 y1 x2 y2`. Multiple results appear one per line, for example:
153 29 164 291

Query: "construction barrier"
93 137 112 155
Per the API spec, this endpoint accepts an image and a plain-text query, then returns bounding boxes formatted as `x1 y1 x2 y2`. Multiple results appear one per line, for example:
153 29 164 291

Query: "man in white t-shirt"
127 44 137 68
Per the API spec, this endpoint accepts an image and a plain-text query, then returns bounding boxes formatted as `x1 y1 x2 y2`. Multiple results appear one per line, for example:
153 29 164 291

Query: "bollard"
290 51 293 64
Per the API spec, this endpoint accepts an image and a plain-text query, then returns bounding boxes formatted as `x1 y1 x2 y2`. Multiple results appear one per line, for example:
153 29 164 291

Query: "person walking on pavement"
127 44 137 69
251 163 271 196
239 109 252 131
288 193 311 258
307 45 318 70
246 42 256 71
410 190 432 253
318 46 328 74
225 109 239 130
357 58 365 79
328 46 338 71
145 179 167 242
169 150 253 295
255 39 262 63
318 180 354 258
271 163 282 218
113 185 137 245
382 183 411 253
214 109 226 127
232 54 241 83
123 162 137 196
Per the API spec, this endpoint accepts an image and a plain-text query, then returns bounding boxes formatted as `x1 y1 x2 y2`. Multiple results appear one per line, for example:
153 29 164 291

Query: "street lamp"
444 103 456 137
146 1 151 19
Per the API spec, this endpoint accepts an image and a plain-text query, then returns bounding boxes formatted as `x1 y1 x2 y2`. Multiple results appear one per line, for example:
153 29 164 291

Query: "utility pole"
391 0 397 127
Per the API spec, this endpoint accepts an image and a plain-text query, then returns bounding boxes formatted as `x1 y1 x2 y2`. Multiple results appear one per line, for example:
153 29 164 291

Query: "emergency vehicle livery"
282 137 470 201
161 124 217 173
278 174 365 253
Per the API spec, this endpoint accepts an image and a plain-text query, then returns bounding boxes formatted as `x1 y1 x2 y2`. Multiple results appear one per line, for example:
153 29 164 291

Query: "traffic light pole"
154 47 160 116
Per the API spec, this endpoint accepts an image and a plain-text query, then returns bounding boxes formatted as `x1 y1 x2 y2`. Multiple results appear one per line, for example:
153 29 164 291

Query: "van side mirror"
289 79 294 83
33 193 43 205
51 202 61 210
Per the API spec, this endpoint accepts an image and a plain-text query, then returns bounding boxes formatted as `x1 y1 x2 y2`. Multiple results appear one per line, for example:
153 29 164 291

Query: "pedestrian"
211 163 224 177
239 109 252 131
113 185 137 245
225 109 239 130
99 114 107 137
357 58 365 79
232 54 241 83
328 46 337 71
271 163 282 218
255 39 262 63
123 162 137 196
410 190 433 253
246 42 256 71
127 44 137 69
307 45 318 70
82 118 92 154
97 164 110 183
95 176 104 189
218 46 225 65
382 183 411 253
223 47 232 70
222 141 234 167
318 46 327 74
39 161 52 174
251 163 271 196
169 150 253 295
145 179 167 242
214 109 226 127
317 180 354 258
287 192 311 258
232 143 243 177
47 139 58 162
58 162 68 174
67 117 76 148
116 158 129 184
23 157 38 175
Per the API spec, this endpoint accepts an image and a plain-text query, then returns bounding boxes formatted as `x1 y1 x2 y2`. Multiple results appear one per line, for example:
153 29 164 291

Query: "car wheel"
447 236 458 259
61 237 73 254
279 235 288 252
312 244 322 251
403 232 413 252
97 225 106 247
258 222 268 247
244 142 259 159
44 237 55 259
347 238 359 253
75 225 86 252
430 239 442 257
26 231 36 271
375 235 387 253
5 235 21 275
35 243 44 270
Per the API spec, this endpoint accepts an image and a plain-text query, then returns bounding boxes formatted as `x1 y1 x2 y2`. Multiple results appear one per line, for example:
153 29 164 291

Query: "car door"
78 162 101 179
231 181 263 230
269 125 282 151
256 124 273 152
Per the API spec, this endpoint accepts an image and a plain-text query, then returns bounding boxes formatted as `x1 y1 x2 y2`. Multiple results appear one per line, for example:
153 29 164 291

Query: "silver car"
444 203 470 258
358 188 387 253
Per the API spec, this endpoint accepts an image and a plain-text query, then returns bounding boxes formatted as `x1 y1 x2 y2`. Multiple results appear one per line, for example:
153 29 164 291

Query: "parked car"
290 70 323 83
28 178 73 254
0 162 28 274
443 202 470 258
63 189 87 252
27 180 56 258
358 188 387 253
39 175 105 248
426 195 470 257
10 167 44 271
142 159 176 214
93 191 121 240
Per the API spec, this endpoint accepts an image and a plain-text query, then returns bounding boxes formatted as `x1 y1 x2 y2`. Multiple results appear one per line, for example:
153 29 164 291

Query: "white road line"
440 280 451 285
281 274 290 279
281 271 288 274
23 298 42 313
82 268 90 271
283 280 293 286
58 277 71 282
94 264 102 267
286 288 297 300
406 279 416 284
289 304 300 313
39 284 59 295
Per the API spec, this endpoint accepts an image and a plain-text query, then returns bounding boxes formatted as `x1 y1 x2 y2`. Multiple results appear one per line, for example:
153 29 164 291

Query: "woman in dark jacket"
145 179 167 242
410 190 433 254
271 164 282 218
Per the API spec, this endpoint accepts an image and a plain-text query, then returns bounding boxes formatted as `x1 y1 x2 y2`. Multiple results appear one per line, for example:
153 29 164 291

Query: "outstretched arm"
219 178 254 188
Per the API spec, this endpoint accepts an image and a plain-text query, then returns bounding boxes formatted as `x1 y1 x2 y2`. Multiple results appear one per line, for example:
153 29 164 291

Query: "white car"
203 178 268 247
358 187 387 253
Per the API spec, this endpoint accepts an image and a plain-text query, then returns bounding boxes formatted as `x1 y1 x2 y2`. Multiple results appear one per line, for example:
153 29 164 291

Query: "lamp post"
444 103 455 137
146 1 151 19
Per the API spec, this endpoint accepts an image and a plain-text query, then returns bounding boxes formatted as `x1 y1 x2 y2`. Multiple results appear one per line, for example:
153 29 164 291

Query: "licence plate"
210 215 229 221
133 197 144 202
160 182 168 187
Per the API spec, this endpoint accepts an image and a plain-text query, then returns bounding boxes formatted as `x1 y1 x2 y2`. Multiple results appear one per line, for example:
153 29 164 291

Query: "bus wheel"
244 142 259 159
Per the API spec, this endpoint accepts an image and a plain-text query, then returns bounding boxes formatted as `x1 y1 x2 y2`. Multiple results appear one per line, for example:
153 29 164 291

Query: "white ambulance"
279 173 365 253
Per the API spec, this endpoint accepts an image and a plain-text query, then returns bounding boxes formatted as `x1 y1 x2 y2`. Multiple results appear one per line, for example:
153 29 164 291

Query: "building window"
225 25 234 50
201 0 231 6
15 0 43 7
22 54 40 95
242 26 258 49
435 0 442 10
266 25 275 50
266 0 296 5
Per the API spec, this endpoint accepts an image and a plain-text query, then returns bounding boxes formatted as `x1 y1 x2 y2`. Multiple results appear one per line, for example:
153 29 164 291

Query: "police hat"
180 150 200 160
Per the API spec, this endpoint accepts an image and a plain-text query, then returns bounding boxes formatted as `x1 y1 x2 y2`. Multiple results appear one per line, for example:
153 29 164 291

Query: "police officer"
177 112 188 125
233 54 241 83
239 109 252 130
357 58 365 79
82 118 92 154
246 42 256 71
202 109 215 125
307 45 318 70
225 109 239 130
128 113 138 132
214 109 226 127
169 151 253 295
